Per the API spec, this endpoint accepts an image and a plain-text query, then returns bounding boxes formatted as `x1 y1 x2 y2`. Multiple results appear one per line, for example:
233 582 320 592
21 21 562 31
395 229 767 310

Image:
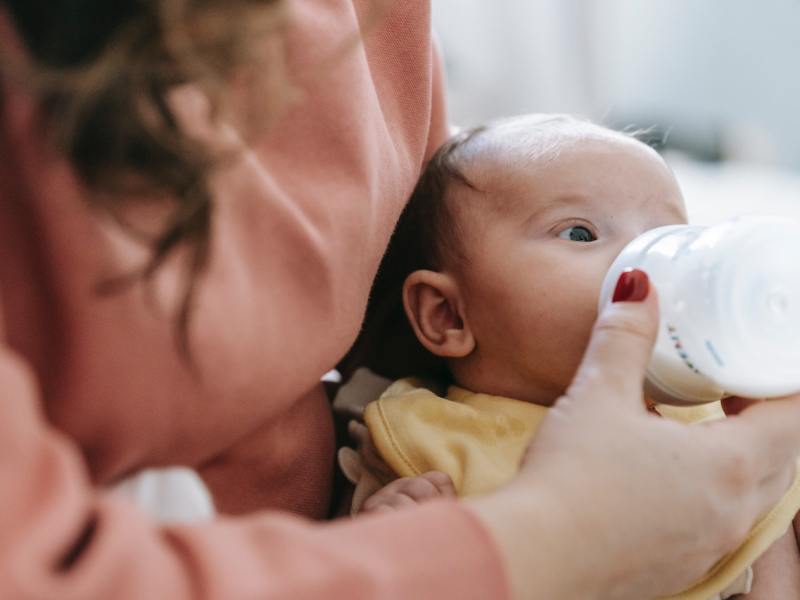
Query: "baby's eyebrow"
521 194 594 227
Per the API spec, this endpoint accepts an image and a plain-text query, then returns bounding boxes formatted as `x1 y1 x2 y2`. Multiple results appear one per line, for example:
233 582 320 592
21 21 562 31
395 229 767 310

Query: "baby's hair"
338 125 489 382
395 126 486 270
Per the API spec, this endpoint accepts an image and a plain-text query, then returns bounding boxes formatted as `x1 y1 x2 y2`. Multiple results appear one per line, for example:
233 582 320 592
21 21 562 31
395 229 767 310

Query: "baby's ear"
403 270 475 358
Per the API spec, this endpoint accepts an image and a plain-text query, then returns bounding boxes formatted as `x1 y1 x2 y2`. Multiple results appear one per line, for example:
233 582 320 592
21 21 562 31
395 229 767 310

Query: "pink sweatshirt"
0 1 508 598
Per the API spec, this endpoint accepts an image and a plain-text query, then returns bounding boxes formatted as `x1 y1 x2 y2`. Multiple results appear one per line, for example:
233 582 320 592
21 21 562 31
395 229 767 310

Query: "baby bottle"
598 216 800 406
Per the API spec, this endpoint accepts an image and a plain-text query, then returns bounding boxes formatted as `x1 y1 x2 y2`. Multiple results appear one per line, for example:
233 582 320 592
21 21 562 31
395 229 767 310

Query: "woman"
1 1 799 598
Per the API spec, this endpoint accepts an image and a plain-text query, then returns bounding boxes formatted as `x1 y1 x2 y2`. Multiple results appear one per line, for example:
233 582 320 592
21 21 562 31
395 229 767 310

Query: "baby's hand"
360 471 456 514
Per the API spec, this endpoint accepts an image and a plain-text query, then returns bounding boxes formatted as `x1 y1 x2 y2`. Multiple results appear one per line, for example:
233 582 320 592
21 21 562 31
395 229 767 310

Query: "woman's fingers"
721 396 762 416
565 269 660 412
754 463 798 520
719 395 800 475
707 397 800 528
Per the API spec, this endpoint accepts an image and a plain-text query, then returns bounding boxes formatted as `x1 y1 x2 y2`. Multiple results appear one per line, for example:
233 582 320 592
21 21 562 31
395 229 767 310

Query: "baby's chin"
448 377 551 407
506 384 655 411
501 383 564 407
450 363 571 406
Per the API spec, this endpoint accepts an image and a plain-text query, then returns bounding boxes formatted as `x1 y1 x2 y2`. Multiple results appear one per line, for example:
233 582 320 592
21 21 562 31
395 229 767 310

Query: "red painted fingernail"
612 268 650 303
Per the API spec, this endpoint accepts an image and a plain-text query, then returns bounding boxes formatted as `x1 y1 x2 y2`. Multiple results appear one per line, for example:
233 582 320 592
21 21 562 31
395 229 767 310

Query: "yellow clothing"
364 378 800 600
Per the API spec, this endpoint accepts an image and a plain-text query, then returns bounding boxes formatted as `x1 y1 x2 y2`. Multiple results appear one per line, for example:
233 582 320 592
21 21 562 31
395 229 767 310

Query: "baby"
338 115 800 599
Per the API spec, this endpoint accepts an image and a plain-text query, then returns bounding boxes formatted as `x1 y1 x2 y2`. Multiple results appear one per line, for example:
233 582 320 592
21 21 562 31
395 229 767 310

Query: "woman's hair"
1 0 288 355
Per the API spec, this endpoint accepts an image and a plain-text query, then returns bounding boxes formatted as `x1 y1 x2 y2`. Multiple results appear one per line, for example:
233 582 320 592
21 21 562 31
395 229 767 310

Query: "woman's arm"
0 338 509 600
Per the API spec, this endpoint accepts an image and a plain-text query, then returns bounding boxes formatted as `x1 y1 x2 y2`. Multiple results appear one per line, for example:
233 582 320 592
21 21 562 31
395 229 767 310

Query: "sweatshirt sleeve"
0 342 509 599
424 37 451 161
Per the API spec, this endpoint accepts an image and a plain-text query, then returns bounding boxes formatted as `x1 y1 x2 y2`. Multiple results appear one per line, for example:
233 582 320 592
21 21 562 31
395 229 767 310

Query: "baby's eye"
558 225 597 242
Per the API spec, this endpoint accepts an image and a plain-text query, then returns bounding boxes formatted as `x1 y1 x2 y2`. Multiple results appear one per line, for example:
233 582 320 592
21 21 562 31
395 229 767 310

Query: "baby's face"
450 129 687 404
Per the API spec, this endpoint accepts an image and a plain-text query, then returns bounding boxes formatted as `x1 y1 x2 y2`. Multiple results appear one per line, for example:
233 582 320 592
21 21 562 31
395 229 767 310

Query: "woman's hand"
468 270 800 600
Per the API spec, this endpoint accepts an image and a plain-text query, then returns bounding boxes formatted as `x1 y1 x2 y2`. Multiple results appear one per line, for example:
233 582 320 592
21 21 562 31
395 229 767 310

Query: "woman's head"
1 0 288 352
357 114 687 403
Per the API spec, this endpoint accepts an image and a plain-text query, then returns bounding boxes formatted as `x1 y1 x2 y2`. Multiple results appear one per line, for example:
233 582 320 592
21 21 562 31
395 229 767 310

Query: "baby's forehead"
445 118 672 228
449 120 606 210
461 118 632 181
465 117 660 187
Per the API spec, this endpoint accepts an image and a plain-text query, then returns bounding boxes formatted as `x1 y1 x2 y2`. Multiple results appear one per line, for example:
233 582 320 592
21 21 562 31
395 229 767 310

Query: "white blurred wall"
432 0 595 124
433 0 800 171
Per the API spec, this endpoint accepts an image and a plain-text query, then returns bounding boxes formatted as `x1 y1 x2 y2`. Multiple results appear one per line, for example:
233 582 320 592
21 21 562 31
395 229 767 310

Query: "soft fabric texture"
0 2 510 598
365 378 800 600
365 379 545 495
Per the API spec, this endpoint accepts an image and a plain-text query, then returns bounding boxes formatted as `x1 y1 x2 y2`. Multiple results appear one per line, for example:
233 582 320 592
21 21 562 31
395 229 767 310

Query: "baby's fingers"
364 493 420 513
388 472 455 501
418 471 457 497
361 472 456 514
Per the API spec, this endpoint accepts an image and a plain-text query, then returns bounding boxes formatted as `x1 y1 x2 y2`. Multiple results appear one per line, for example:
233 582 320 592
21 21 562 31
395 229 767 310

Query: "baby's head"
366 114 687 405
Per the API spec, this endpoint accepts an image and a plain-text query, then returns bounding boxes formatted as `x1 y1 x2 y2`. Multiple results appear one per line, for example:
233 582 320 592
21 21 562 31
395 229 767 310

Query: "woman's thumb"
566 269 660 410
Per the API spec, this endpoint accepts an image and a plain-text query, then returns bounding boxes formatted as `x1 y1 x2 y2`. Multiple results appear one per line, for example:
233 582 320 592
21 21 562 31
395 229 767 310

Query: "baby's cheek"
474 266 599 376
543 303 599 381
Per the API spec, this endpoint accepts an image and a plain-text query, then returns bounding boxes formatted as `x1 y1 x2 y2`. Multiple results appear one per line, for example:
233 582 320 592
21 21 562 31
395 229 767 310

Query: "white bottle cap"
711 217 800 397
599 216 800 404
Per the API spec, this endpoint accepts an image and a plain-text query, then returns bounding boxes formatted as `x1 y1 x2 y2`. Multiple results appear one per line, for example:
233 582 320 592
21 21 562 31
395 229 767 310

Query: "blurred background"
431 0 800 224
